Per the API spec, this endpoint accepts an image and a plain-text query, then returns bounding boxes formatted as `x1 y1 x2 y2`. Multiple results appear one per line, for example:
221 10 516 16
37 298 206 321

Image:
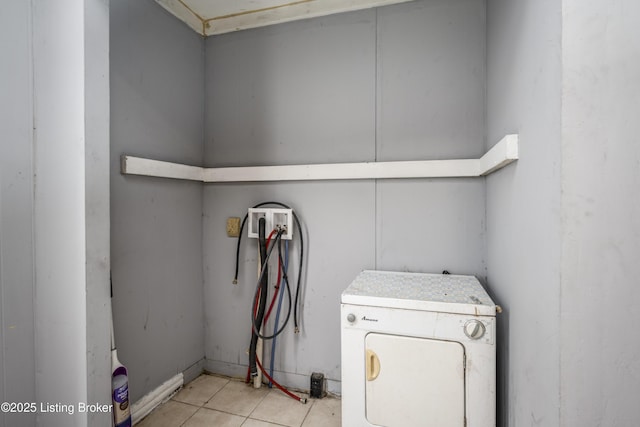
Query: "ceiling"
155 0 415 36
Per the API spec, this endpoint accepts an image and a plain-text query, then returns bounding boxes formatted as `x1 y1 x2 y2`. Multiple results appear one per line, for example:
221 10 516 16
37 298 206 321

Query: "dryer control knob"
347 313 356 323
464 320 486 339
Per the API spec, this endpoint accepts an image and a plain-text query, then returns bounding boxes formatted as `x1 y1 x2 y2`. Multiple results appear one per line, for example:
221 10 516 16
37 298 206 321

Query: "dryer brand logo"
361 316 379 322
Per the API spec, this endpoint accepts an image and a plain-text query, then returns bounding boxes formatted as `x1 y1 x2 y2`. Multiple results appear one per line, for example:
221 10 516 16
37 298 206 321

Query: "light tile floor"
137 374 341 427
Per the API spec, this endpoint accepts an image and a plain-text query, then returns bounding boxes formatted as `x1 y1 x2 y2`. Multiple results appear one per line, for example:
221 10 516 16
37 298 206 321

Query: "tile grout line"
164 374 334 427
176 386 208 427
297 394 317 427
245 384 273 419
177 407 197 427
299 402 312 427
249 388 314 427
175 376 231 426
244 418 291 427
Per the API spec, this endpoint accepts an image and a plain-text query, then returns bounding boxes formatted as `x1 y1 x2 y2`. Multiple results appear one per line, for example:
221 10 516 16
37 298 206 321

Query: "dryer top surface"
342 270 496 316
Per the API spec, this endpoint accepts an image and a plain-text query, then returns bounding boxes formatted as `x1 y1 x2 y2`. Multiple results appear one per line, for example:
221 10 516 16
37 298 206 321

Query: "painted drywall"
0 1 36 426
31 0 110 425
2 1 111 426
203 0 486 392
560 1 640 424
485 0 562 426
376 0 486 276
83 0 112 425
33 1 88 425
376 0 486 162
203 182 376 391
110 0 206 402
203 9 377 392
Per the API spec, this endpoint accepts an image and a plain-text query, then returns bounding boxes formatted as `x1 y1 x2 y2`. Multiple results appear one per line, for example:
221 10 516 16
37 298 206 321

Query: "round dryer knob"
347 313 356 323
464 320 486 340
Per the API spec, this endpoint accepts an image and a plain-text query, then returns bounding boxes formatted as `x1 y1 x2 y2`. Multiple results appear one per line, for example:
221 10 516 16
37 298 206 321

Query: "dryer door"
365 333 465 427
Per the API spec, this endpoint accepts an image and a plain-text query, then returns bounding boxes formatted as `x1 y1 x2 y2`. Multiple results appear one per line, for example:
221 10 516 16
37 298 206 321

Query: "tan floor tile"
136 400 198 427
173 374 229 406
241 419 285 427
301 397 341 427
182 407 245 427
141 374 341 427
205 380 269 417
249 389 313 427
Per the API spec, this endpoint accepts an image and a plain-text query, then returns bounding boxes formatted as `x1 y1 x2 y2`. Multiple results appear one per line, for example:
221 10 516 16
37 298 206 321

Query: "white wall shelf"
121 134 518 183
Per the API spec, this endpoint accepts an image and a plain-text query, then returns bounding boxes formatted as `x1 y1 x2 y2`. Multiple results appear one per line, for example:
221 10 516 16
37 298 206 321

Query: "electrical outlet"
248 208 293 240
226 217 241 237
310 372 326 398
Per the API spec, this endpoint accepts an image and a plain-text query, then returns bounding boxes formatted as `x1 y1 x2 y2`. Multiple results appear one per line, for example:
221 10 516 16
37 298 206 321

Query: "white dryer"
341 270 496 427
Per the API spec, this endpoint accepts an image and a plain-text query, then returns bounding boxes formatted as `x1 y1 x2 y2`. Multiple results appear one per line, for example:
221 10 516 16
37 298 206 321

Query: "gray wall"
485 0 562 425
203 0 486 392
84 0 112 424
487 1 640 425
32 3 90 419
0 1 36 426
3 1 634 424
560 0 640 424
1 1 110 426
110 0 205 402
32 1 111 425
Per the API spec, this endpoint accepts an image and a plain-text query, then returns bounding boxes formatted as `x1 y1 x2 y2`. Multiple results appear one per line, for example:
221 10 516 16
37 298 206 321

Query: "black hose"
232 213 250 285
234 201 305 332
248 218 269 377
250 230 293 340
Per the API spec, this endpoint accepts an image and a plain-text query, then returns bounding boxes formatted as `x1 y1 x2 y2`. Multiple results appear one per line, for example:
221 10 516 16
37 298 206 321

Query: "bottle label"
113 381 131 426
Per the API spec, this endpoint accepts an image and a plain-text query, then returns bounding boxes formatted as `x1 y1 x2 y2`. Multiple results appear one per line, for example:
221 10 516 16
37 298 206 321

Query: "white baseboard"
131 373 184 425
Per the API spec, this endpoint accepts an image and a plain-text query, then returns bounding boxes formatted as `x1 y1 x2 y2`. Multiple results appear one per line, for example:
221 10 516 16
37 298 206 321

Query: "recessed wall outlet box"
248 208 293 240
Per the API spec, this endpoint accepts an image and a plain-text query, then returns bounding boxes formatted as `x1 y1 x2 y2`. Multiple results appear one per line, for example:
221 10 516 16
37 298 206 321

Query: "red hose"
256 355 306 403
265 229 277 250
